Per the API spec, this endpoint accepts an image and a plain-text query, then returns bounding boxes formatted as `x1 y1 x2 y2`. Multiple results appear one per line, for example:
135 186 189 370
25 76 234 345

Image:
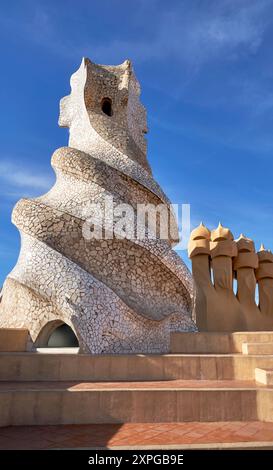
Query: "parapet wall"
188 223 273 331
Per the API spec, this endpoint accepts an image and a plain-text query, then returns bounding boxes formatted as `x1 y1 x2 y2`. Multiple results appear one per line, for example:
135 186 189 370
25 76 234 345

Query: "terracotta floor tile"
233 429 258 438
251 430 273 440
141 436 172 445
43 433 66 443
121 429 165 441
113 434 144 442
6 439 52 450
0 427 44 439
0 437 20 450
48 438 86 449
105 437 138 446
73 434 110 444
157 429 194 439
1 422 273 449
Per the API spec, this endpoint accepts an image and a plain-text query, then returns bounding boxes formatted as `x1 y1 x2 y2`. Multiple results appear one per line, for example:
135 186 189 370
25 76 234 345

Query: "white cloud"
1 0 272 69
0 161 53 195
89 0 272 67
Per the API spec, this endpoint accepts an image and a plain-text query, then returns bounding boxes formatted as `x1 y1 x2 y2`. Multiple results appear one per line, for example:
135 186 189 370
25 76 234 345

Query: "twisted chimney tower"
0 58 194 353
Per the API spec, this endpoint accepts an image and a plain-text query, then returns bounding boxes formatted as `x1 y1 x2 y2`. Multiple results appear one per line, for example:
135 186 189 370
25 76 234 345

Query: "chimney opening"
101 97 113 117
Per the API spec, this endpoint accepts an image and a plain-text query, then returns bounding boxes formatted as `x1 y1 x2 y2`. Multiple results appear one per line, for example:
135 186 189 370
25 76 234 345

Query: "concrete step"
2 351 273 381
255 368 273 385
171 332 273 354
242 342 273 355
0 379 271 426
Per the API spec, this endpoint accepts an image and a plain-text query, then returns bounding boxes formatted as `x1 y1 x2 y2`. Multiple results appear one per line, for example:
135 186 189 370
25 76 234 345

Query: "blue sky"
1 0 273 283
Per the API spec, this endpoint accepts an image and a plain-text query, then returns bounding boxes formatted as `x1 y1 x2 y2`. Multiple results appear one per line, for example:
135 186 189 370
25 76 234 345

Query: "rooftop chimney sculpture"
0 58 195 353
189 222 273 331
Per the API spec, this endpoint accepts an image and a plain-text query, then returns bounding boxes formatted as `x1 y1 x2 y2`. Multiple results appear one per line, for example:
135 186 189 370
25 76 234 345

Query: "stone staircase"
0 330 273 429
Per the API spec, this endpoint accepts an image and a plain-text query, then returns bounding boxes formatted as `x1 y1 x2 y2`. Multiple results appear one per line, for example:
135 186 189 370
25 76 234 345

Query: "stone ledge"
171 331 273 353
0 384 263 425
1 351 273 381
0 328 29 352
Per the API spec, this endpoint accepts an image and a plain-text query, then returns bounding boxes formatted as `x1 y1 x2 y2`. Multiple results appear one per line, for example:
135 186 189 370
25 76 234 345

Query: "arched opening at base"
47 324 79 348
35 320 79 348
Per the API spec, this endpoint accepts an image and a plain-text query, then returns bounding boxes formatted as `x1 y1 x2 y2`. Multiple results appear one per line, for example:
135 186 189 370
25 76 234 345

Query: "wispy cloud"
88 0 272 67
1 0 272 68
0 161 53 197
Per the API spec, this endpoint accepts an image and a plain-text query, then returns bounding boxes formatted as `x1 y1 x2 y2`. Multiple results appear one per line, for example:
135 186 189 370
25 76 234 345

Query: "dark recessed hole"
47 324 79 348
101 97 113 117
